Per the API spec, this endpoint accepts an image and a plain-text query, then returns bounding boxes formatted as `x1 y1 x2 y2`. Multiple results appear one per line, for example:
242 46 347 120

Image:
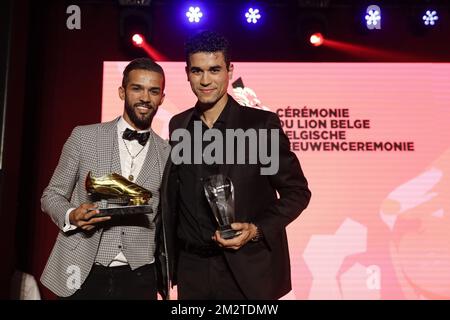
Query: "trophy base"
94 205 153 217
219 227 239 240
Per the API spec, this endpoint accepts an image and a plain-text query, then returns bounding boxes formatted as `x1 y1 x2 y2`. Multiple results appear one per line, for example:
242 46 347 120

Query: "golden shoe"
85 171 152 205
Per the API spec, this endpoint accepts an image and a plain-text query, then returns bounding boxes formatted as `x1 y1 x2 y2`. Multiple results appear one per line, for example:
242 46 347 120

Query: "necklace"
122 138 146 181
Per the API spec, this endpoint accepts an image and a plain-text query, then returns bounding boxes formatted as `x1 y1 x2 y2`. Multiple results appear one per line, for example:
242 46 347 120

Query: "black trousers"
177 250 247 300
60 263 157 300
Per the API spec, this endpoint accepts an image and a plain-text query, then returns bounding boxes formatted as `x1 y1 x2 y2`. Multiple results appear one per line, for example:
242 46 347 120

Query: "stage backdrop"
102 62 450 300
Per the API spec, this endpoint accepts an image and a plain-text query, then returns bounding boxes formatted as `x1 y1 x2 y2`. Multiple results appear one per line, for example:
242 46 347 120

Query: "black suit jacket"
160 96 311 299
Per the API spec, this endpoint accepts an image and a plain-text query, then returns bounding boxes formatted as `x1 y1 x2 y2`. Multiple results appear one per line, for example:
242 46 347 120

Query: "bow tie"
122 128 150 146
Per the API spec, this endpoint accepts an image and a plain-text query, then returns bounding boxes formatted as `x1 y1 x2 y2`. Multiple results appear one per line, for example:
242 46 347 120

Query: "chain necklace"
122 138 147 181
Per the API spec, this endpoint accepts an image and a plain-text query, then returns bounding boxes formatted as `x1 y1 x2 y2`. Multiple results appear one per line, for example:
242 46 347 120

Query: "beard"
124 99 156 130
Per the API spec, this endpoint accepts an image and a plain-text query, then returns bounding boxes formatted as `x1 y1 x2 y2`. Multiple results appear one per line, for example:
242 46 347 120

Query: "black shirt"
175 100 231 247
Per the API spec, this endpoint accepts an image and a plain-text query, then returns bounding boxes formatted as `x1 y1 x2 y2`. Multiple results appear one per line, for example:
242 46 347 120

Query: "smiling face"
119 69 165 130
186 51 233 110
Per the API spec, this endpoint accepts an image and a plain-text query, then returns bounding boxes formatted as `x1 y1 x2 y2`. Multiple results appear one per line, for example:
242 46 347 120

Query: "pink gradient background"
102 62 450 299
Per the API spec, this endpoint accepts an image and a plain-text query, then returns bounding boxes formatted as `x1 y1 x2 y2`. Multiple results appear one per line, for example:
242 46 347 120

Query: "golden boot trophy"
85 171 153 216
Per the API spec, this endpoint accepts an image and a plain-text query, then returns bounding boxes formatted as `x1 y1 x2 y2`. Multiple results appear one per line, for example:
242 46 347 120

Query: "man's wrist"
63 208 78 232
251 224 263 242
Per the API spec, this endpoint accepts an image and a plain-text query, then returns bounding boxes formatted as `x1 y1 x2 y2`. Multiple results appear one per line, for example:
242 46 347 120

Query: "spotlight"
409 6 441 36
129 32 165 60
422 10 439 26
365 5 381 30
245 8 261 24
186 6 203 23
309 32 324 46
297 11 327 49
119 7 152 55
131 33 144 47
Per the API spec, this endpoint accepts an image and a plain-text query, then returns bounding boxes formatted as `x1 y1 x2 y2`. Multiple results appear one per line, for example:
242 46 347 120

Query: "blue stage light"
245 7 261 24
365 5 381 30
422 10 439 26
186 6 203 23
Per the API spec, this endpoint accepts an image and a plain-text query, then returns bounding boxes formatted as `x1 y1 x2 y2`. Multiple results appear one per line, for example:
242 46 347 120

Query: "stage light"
310 32 324 46
131 33 144 47
296 11 327 49
245 8 261 24
129 32 165 60
186 6 203 23
365 5 381 30
422 10 439 26
119 7 152 56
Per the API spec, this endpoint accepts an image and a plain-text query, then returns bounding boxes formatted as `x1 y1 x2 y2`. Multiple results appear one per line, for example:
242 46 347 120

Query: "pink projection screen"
102 62 450 300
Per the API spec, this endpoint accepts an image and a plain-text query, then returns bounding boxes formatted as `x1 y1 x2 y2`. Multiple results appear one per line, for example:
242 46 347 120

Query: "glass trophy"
203 174 239 239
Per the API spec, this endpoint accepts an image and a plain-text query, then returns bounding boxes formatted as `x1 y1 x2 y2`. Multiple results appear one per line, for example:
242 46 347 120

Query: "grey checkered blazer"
40 117 170 297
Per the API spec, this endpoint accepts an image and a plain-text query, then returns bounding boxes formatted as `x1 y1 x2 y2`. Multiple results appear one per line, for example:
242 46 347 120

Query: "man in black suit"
163 31 311 299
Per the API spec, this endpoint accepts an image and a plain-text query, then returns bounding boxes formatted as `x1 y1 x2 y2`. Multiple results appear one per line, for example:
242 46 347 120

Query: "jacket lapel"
179 109 195 131
220 97 241 178
97 117 121 176
136 130 170 187
162 108 194 183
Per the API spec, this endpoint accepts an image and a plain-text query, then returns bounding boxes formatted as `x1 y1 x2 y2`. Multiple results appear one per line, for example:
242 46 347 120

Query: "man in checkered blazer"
40 58 171 299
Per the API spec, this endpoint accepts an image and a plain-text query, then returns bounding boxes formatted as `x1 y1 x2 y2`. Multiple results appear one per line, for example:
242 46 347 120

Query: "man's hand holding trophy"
85 171 153 216
68 171 153 231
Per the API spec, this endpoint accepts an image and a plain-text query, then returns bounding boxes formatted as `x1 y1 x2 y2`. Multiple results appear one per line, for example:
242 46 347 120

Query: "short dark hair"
185 30 231 69
122 58 165 89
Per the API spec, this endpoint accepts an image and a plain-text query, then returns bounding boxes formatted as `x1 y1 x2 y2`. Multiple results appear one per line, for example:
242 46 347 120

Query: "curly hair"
184 30 231 69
